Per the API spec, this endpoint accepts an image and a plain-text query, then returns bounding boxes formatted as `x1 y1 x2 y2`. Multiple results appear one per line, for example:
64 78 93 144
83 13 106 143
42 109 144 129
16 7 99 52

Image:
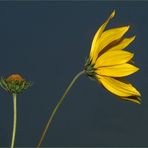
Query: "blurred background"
0 1 147 147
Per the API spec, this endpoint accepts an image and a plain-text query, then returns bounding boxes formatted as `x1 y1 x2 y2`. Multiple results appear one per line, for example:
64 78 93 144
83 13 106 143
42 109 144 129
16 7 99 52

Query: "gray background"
0 1 147 147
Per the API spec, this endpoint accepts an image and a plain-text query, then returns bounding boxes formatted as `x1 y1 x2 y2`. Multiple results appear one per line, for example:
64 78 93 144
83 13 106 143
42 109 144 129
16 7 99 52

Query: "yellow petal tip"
121 96 142 104
138 91 142 97
137 97 142 101
111 10 116 18
136 101 141 105
136 67 140 72
129 35 136 43
132 35 136 40
126 25 130 30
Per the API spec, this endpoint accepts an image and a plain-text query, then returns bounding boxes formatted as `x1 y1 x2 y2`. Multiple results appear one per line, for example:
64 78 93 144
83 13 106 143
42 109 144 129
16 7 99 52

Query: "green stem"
11 93 17 148
37 70 85 147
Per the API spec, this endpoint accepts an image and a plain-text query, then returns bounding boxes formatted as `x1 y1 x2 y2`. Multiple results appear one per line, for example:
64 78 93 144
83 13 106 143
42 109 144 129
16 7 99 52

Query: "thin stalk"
37 70 85 147
11 93 17 148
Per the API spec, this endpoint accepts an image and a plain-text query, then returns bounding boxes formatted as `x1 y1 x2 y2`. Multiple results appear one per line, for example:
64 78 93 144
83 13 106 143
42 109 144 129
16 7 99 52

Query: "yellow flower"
84 10 141 104
37 11 142 147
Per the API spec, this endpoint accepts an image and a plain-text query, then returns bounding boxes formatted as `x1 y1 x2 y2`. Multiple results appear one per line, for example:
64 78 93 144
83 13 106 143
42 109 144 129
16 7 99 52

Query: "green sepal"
0 77 32 94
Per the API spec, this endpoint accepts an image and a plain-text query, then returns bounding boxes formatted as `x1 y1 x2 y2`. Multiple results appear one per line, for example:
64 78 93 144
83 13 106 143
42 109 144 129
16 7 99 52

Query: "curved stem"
11 93 17 148
37 70 85 147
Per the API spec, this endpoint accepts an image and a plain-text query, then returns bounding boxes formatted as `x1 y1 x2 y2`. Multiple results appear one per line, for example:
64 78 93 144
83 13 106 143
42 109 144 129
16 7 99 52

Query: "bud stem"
11 93 17 148
37 70 85 147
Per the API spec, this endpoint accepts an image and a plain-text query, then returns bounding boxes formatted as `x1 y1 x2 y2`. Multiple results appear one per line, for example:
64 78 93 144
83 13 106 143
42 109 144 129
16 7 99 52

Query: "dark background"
0 1 147 147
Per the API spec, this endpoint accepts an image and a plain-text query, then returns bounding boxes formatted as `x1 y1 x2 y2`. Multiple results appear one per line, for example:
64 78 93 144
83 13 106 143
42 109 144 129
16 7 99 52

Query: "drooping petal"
108 36 136 51
90 10 115 61
94 50 134 68
96 75 141 97
96 63 139 77
92 26 130 64
120 96 141 104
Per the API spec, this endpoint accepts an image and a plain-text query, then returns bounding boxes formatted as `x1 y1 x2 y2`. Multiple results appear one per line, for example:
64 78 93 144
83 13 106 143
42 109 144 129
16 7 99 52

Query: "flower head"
84 10 141 104
0 74 32 94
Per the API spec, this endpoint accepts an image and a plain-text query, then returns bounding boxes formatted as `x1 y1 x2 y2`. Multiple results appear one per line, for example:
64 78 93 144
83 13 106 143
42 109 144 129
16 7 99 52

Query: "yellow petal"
96 63 139 77
90 10 115 61
109 36 136 51
96 75 141 97
92 26 130 64
120 96 141 104
94 50 134 68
